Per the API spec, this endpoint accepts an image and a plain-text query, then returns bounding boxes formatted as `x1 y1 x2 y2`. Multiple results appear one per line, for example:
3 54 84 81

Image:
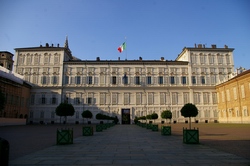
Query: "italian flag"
118 42 126 53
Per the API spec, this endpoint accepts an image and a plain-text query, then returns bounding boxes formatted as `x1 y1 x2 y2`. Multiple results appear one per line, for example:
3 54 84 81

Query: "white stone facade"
13 42 234 124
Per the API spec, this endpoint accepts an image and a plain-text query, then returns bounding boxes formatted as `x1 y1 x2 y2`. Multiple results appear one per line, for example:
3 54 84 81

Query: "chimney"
96 57 100 61
118 57 120 61
198 44 202 48
139 57 142 61
46 43 49 47
160 57 164 61
211 44 217 48
57 44 60 47
51 44 54 47
203 44 205 48
224 45 228 49
194 43 197 48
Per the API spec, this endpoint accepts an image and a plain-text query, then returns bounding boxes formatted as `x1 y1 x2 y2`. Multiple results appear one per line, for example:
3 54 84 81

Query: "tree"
180 103 198 129
151 113 158 123
81 110 93 124
55 103 75 124
0 90 6 112
161 110 172 124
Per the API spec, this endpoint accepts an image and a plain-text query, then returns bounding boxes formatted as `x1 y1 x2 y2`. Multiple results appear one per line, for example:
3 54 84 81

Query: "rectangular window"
135 76 140 85
233 87 237 100
76 76 81 84
87 97 92 105
124 93 129 105
160 92 165 105
112 93 117 105
201 76 205 84
226 89 230 101
65 76 69 84
158 76 163 84
241 85 245 98
136 93 141 105
41 94 46 104
112 76 116 84
212 93 217 104
31 94 35 105
183 92 189 104
147 76 152 84
87 76 93 84
194 93 200 104
192 76 196 84
172 92 178 105
170 76 175 84
74 97 80 105
181 76 187 84
41 76 46 85
100 93 106 105
148 93 153 105
52 96 57 104
52 76 58 85
203 92 210 104
123 74 128 84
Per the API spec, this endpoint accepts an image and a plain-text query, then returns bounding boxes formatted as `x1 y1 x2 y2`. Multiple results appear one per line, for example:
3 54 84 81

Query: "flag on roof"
118 42 126 53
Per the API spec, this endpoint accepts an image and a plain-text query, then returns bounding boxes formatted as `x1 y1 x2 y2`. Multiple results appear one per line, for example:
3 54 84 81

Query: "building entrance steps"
10 125 250 165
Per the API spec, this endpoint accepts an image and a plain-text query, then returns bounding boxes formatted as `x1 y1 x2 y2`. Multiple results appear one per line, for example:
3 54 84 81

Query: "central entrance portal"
121 108 130 124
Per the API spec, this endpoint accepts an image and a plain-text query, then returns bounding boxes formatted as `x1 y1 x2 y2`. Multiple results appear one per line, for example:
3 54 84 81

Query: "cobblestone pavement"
0 123 249 166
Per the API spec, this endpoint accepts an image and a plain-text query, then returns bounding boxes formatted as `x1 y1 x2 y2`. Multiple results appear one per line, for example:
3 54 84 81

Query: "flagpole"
125 36 127 60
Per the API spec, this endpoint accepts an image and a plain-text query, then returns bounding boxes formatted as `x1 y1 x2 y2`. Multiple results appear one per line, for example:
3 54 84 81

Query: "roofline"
176 47 234 61
64 60 189 65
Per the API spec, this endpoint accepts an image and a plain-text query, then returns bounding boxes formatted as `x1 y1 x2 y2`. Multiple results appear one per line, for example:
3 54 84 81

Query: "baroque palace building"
13 38 235 124
216 68 250 123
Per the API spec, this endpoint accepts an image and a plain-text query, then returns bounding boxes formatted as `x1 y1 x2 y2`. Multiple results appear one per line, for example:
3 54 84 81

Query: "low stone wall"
0 118 27 126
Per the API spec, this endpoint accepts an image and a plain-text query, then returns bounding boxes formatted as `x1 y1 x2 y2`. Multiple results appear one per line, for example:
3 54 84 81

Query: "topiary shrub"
81 110 93 124
151 113 158 123
161 110 172 124
180 103 198 129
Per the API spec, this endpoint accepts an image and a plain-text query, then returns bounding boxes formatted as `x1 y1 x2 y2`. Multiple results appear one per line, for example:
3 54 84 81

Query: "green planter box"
96 124 103 132
151 124 158 131
183 128 199 144
161 126 171 135
57 129 73 145
146 123 152 129
82 126 93 136
102 124 108 130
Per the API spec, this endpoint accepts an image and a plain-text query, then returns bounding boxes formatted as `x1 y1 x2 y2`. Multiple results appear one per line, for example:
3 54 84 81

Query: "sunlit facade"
216 69 250 123
13 39 235 124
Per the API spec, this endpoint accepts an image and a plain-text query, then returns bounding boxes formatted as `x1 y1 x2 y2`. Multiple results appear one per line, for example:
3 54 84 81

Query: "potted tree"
180 103 199 144
146 114 152 129
55 102 75 145
161 110 172 135
151 113 159 131
95 113 103 132
81 110 93 136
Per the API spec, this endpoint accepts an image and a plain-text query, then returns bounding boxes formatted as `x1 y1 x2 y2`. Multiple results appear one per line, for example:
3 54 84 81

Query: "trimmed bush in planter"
161 126 171 135
96 124 103 132
57 128 73 145
181 103 199 144
183 128 199 144
82 126 93 136
151 124 158 131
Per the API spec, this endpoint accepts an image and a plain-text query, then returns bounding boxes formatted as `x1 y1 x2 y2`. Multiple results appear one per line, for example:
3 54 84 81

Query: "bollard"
0 137 9 166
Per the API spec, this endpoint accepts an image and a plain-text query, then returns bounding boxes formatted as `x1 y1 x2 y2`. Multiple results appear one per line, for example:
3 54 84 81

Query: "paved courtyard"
0 123 250 165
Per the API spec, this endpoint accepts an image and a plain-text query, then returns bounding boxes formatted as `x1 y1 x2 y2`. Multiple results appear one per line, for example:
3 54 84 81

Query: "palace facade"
216 68 250 123
13 39 235 124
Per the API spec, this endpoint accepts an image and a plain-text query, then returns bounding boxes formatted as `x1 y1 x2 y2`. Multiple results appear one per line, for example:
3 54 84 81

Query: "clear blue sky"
1 0 250 69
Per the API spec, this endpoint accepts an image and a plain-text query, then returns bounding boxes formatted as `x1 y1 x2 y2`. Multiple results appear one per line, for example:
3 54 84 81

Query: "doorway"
121 108 130 124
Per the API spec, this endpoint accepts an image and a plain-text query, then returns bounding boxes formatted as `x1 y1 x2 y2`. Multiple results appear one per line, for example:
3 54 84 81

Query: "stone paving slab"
10 125 250 166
